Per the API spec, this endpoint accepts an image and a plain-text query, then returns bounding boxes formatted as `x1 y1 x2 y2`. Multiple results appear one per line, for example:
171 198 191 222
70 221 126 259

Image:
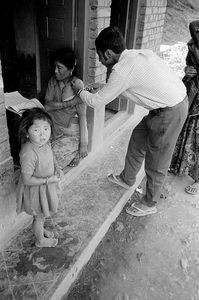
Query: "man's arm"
71 70 129 109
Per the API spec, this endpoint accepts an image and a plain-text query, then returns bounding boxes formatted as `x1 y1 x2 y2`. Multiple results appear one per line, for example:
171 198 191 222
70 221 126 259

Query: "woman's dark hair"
95 26 126 54
53 47 77 70
18 107 53 146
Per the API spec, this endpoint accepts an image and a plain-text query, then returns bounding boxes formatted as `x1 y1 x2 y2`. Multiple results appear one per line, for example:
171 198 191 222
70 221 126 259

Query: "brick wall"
87 0 167 85
87 0 111 85
135 0 167 52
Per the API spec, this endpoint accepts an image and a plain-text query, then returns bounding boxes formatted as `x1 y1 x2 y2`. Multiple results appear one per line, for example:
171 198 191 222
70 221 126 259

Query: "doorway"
105 0 139 121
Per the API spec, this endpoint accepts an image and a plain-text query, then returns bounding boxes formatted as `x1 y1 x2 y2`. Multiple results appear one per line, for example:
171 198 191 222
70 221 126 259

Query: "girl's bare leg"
33 216 57 247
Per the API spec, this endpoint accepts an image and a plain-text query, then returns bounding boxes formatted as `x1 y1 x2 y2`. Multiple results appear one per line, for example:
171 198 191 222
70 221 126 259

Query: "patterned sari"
170 24 199 180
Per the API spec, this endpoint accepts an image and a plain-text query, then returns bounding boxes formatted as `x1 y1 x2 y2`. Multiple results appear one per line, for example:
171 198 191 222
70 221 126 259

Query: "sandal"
185 182 199 195
126 202 157 217
107 174 131 189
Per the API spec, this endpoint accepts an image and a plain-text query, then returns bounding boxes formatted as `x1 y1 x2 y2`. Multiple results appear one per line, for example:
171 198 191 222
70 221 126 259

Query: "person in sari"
44 48 88 167
170 20 199 195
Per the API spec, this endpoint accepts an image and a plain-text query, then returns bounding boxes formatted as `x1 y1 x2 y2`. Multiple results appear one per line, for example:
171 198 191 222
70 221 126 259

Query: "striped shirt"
80 49 187 110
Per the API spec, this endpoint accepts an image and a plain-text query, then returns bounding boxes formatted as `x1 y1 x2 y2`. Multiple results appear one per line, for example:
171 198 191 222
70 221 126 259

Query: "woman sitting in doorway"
44 48 88 167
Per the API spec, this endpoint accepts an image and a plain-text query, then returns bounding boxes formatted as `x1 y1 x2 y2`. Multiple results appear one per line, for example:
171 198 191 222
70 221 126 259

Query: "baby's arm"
45 100 66 112
61 77 85 107
61 95 83 108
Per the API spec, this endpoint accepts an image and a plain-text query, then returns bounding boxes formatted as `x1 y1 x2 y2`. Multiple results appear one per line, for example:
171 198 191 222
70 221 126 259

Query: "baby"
62 77 84 102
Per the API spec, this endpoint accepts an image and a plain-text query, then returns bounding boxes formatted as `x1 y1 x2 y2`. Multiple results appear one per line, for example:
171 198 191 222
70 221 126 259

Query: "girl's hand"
55 168 64 180
47 175 60 184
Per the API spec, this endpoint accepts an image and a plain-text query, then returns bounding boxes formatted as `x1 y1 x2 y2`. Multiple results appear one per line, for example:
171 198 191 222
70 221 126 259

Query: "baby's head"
18 108 53 146
71 76 84 90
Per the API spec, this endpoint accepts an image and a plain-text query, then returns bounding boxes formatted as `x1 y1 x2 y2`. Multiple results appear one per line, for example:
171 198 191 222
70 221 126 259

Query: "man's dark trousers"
120 96 188 207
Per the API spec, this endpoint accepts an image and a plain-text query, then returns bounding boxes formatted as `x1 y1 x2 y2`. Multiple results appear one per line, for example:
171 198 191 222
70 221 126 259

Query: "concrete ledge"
50 165 145 300
0 107 147 300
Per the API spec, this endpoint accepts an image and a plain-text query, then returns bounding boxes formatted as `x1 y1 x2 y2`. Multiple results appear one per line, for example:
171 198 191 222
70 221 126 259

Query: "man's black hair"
95 26 126 54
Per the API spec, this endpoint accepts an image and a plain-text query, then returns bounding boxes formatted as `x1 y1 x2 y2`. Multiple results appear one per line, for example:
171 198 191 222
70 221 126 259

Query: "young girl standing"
16 107 64 247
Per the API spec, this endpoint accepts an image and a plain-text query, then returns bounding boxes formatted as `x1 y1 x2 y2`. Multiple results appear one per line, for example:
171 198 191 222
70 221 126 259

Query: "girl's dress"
170 38 199 181
16 141 59 217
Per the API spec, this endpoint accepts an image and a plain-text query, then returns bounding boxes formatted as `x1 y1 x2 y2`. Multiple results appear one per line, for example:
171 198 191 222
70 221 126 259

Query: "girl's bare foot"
35 237 58 248
44 229 54 238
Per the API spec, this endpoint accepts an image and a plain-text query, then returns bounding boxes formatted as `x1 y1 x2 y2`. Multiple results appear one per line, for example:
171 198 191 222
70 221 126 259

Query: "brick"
139 7 146 15
88 39 96 50
90 0 98 6
145 7 153 14
89 19 98 30
88 49 98 59
89 29 98 39
96 0 104 5
88 57 99 68
97 8 110 18
146 0 154 5
96 18 105 29
104 18 110 27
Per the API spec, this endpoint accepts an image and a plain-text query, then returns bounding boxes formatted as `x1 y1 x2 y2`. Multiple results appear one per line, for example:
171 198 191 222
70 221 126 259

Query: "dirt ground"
65 3 199 300
66 174 199 300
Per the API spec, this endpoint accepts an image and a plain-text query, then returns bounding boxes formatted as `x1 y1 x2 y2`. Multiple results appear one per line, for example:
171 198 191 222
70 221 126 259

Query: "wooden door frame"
75 0 89 82
126 0 140 49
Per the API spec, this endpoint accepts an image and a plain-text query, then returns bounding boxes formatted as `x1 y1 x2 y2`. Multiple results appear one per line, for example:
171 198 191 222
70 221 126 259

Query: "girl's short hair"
95 26 126 54
53 47 77 70
18 107 53 146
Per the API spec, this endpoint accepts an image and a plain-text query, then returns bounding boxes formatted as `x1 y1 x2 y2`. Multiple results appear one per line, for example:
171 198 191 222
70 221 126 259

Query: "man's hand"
71 77 85 93
184 66 197 78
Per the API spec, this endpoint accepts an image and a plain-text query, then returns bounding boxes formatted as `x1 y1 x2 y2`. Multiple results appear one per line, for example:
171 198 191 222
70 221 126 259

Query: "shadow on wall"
17 53 37 99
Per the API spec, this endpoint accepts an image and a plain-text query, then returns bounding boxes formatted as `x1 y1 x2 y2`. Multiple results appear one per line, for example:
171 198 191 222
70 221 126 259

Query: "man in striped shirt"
66 26 188 217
